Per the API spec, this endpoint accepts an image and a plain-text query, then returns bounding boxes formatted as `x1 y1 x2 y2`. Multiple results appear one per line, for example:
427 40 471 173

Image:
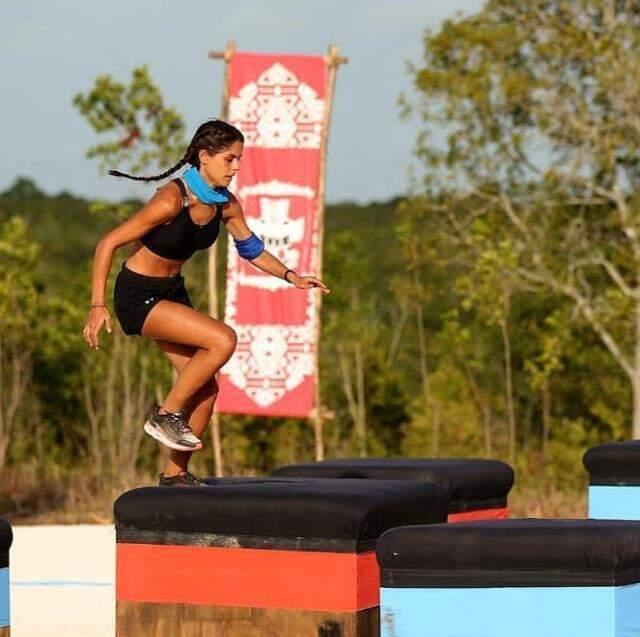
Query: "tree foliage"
404 0 640 436
73 65 186 175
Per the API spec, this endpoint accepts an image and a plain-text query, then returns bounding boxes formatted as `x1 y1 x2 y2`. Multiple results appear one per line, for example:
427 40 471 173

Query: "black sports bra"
140 178 221 261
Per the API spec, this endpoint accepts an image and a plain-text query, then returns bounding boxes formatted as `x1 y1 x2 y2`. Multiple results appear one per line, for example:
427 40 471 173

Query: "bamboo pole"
207 40 236 477
312 44 348 461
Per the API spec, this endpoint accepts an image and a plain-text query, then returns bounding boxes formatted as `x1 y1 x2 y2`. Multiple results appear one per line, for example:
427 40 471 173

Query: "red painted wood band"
448 507 509 522
117 543 379 611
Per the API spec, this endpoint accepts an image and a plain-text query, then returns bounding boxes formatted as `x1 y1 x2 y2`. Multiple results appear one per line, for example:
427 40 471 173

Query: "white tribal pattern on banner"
223 289 318 409
229 62 324 149
224 180 319 408
218 52 327 417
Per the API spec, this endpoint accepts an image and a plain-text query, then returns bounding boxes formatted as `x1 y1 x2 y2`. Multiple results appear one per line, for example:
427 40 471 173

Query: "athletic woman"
82 120 329 487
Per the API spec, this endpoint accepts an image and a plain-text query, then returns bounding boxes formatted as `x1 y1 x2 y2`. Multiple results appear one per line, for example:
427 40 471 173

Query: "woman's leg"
141 300 237 412
155 339 219 477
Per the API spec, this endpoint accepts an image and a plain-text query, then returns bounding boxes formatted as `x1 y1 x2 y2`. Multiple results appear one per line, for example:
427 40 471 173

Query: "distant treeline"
0 176 620 520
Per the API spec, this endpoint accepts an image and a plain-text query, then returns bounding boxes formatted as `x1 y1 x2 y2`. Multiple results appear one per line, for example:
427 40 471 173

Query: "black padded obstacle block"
272 458 514 513
0 518 11 569
115 477 449 552
583 440 640 485
116 478 437 635
377 519 640 587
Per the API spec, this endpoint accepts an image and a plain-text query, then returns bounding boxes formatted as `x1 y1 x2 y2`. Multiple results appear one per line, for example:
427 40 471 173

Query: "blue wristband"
234 233 265 260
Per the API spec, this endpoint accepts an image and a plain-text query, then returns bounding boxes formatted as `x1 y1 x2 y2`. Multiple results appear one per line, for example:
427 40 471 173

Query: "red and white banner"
216 52 328 417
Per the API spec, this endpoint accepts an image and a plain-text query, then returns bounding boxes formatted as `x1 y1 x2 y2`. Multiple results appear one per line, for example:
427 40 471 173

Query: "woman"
83 120 329 487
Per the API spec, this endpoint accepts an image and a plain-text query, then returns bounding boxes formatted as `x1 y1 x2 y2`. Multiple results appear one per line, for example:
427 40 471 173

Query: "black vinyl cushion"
0 517 12 569
272 458 514 512
377 519 640 587
583 440 640 485
114 477 449 552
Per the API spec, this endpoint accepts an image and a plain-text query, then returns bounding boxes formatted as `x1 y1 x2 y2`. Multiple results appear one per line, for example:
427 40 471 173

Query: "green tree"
455 237 521 462
408 0 640 437
393 198 443 455
0 217 39 469
73 65 185 177
322 231 378 456
437 310 497 457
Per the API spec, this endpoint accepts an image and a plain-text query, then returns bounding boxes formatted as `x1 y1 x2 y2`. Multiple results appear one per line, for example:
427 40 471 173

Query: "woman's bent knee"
205 324 237 356
222 325 237 352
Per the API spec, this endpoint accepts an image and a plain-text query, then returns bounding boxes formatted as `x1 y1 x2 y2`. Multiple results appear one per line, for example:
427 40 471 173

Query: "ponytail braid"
109 119 244 182
108 156 188 182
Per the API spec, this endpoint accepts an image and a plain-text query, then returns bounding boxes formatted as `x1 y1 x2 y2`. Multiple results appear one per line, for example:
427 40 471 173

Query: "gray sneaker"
158 471 205 487
143 406 202 452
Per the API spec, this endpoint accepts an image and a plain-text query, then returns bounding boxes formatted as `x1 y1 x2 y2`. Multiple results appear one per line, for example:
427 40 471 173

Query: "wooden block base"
0 627 9 637
117 602 379 637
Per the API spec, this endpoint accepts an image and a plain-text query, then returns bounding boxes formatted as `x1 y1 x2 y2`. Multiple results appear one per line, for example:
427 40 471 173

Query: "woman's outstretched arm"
222 194 330 294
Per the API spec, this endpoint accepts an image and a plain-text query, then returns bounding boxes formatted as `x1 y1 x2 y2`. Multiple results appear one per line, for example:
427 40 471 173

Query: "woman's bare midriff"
125 241 186 278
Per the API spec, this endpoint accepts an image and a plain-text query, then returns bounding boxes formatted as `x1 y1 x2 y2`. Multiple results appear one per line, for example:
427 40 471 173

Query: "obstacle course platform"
584 440 640 520
272 458 514 521
114 477 449 636
0 517 11 637
377 519 640 637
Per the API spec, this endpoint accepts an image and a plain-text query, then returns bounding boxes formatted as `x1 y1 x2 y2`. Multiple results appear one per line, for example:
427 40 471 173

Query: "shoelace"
163 410 193 436
184 471 201 485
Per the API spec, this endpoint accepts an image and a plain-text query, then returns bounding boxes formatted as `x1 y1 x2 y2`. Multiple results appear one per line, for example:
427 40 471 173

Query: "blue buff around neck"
182 166 229 205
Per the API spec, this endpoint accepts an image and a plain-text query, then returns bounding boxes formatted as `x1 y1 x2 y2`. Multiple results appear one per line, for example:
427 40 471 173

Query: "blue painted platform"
589 485 640 520
0 566 9 629
381 584 640 637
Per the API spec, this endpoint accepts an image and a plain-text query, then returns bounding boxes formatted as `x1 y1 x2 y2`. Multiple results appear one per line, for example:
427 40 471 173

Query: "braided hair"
108 119 244 182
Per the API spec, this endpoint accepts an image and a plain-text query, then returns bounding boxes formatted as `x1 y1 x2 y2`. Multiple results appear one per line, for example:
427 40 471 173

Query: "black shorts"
113 262 193 336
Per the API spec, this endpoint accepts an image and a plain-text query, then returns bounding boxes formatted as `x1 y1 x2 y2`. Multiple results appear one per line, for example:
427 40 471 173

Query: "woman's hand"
291 274 330 295
83 306 113 350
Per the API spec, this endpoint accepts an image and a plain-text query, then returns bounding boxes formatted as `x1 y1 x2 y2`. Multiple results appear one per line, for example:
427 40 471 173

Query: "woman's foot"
144 405 203 451
158 470 205 487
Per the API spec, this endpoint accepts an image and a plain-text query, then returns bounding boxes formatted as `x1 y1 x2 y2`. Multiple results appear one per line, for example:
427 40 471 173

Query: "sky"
0 0 485 204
